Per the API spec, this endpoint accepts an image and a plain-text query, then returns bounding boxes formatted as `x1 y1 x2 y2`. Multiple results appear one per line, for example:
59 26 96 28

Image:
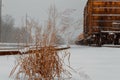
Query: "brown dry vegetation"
10 46 71 80
10 6 72 80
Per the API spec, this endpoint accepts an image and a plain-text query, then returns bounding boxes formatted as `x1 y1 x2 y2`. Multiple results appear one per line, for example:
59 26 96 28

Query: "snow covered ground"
0 46 120 80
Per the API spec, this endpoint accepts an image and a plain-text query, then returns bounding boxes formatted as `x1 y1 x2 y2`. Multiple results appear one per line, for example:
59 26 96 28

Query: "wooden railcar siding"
84 0 120 37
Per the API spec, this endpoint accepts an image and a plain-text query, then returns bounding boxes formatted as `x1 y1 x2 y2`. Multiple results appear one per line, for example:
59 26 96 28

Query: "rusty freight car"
76 0 120 46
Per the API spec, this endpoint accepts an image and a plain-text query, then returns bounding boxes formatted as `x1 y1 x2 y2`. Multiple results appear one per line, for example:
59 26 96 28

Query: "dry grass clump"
10 6 71 80
10 46 71 80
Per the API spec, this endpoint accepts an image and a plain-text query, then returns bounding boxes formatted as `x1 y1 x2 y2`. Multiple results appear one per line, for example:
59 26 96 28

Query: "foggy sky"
2 0 87 26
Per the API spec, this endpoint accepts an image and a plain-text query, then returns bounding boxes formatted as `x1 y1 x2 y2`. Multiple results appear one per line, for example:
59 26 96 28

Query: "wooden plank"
92 2 120 7
0 51 21 55
92 16 120 20
92 8 120 14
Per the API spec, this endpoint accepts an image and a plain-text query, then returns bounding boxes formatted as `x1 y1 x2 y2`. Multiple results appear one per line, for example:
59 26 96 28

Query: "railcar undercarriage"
76 31 120 47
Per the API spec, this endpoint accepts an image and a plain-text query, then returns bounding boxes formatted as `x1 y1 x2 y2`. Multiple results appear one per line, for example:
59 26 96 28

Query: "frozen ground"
0 46 120 80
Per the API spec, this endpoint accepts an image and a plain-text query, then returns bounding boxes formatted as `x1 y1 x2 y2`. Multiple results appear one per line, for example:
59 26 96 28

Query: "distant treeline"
1 12 80 44
1 15 64 44
1 15 31 43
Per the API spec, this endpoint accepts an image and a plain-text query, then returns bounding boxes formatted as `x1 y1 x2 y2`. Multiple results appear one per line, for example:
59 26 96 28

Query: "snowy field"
0 46 120 80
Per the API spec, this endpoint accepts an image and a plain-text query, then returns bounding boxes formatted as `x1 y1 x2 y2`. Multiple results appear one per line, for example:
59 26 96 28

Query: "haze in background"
2 0 87 26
